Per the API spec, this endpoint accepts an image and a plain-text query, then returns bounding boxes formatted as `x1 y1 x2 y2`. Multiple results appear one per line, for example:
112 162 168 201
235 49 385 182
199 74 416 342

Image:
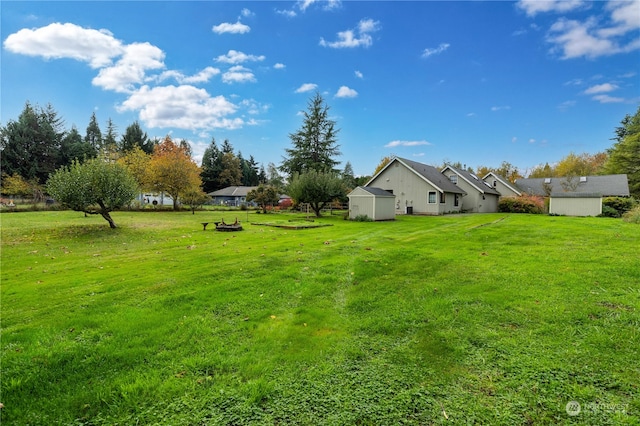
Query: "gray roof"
443 165 501 196
551 192 602 198
516 175 629 197
356 186 395 197
394 157 465 194
209 186 258 197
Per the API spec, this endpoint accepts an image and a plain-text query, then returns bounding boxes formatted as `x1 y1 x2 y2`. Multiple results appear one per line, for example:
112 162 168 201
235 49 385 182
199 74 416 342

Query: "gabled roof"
515 175 629 197
442 165 501 196
348 186 395 197
482 172 522 196
209 186 258 197
367 157 465 194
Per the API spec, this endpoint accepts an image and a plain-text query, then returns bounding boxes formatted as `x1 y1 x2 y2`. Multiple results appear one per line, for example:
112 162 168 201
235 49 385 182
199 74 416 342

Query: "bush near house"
602 197 636 217
498 195 544 214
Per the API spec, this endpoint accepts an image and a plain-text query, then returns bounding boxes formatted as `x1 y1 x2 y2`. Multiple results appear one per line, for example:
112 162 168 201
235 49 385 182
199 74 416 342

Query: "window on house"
449 175 458 184
440 192 445 203
454 194 460 207
428 191 436 204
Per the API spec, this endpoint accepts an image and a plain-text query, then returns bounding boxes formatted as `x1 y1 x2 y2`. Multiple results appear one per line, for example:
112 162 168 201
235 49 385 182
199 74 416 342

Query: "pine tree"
280 93 341 177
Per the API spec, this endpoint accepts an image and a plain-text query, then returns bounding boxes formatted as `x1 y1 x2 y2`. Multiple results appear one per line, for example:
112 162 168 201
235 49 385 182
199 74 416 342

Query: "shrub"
599 205 620 218
498 195 544 214
623 206 640 224
603 197 636 216
353 214 373 222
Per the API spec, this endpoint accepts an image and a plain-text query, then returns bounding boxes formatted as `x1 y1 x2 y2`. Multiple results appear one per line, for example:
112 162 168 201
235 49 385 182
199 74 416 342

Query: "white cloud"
222 65 256 84
557 100 577 110
274 63 286 69
216 49 265 64
3 22 124 68
355 70 363 79
118 85 242 130
335 86 358 98
240 98 270 115
240 8 254 18
592 94 624 103
180 67 221 84
543 2 640 59
212 21 251 35
422 43 450 58
491 105 511 111
517 0 586 17
583 83 618 94
295 83 318 93
385 140 431 148
92 42 165 93
298 0 341 12
276 9 297 18
320 18 380 48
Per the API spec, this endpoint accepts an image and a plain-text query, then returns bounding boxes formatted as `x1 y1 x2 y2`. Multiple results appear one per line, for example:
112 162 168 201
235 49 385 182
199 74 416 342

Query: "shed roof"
550 192 602 198
515 175 629 197
349 186 395 197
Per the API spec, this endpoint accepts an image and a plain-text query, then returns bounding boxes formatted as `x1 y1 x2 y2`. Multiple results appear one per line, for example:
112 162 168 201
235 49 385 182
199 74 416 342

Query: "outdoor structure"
347 187 396 221
365 157 465 215
441 165 501 213
208 186 258 206
515 175 630 197
549 192 603 216
482 172 522 198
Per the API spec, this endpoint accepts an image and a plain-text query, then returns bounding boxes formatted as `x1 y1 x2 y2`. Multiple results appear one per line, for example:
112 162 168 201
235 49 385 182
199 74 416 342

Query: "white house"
347 187 395 221
365 157 465 215
482 172 522 198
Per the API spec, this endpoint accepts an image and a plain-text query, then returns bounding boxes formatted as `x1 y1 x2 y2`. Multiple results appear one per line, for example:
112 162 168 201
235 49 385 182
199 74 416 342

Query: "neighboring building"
365 157 465 215
549 192 603 216
441 165 501 213
347 187 396 221
515 175 630 197
209 186 258 206
140 193 174 206
482 172 522 198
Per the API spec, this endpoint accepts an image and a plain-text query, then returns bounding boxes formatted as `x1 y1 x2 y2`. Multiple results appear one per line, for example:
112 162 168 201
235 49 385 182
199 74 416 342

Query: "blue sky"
2 1 639 177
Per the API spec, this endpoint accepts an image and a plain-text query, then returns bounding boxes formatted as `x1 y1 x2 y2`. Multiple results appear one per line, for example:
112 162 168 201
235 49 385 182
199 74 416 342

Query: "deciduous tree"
247 184 280 213
605 107 640 198
287 170 344 217
46 159 138 228
147 136 202 210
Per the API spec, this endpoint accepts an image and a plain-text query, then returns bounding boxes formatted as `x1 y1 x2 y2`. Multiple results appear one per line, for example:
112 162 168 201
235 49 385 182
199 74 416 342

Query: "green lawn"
1 210 638 425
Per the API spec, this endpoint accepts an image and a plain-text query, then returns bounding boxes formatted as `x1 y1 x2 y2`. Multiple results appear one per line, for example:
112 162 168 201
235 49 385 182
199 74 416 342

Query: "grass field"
1 210 638 425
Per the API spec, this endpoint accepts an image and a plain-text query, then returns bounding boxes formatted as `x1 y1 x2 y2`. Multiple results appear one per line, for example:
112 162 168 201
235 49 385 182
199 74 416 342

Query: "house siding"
483 176 520 198
368 161 460 215
441 169 499 213
549 196 602 216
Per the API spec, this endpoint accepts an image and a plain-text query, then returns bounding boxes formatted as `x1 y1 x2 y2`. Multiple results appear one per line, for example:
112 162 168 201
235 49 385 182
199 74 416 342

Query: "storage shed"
348 187 396 221
549 192 602 217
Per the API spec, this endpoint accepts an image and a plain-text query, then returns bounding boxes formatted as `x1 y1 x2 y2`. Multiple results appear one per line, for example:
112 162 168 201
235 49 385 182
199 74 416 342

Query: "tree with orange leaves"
147 136 203 210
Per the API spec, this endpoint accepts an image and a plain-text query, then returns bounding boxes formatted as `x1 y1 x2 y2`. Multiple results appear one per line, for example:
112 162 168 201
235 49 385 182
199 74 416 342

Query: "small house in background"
482 172 522 198
549 192 602 216
208 186 258 206
347 187 396 221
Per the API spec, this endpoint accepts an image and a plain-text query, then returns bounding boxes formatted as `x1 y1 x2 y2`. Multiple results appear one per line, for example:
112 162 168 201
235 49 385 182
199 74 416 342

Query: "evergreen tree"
342 161 356 190
280 92 341 177
605 107 640 198
200 137 223 193
120 121 153 154
0 102 61 184
84 112 102 153
60 125 96 165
